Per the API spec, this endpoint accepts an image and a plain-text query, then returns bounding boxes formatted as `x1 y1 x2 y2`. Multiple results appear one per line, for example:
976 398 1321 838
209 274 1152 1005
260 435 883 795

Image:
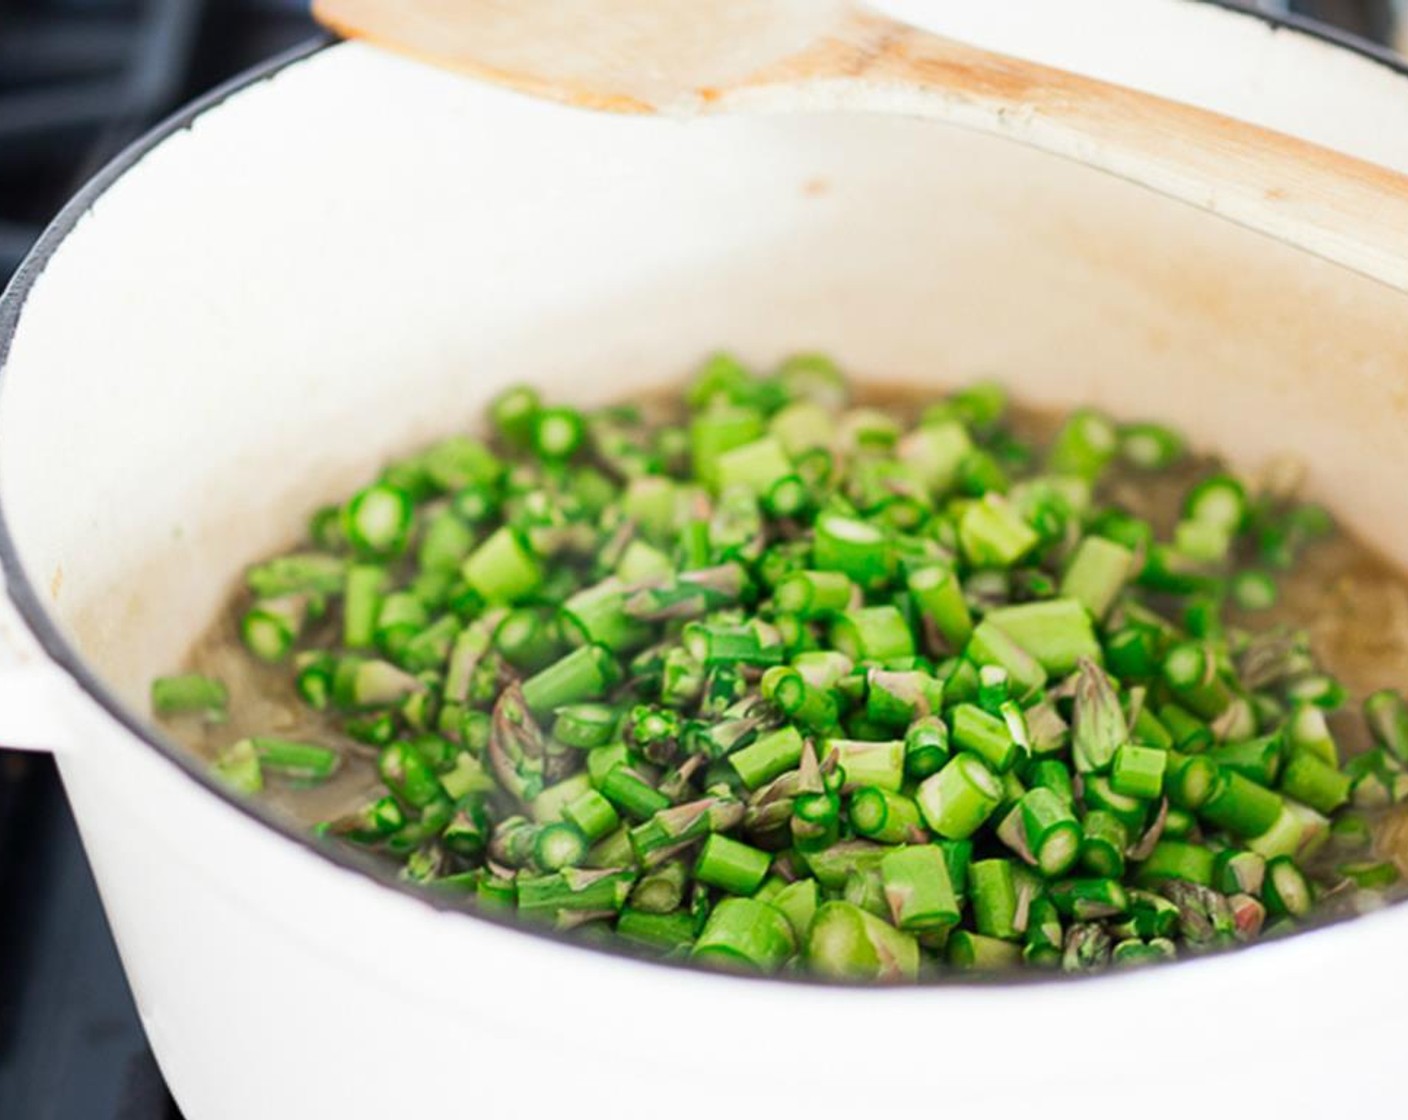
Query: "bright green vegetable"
151 674 228 722
155 355 1396 982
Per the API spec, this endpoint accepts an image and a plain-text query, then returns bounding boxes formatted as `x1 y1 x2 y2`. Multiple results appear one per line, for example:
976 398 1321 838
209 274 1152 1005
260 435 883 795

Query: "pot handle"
0 577 78 754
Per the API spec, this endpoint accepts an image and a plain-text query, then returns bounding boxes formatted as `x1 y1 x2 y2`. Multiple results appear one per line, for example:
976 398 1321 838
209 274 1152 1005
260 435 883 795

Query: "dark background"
1 0 315 288
0 2 1403 1118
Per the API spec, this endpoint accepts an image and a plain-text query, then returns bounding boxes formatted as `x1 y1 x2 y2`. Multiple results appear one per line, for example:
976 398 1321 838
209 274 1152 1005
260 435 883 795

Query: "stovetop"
0 0 319 289
0 2 1401 1117
0 753 174 1119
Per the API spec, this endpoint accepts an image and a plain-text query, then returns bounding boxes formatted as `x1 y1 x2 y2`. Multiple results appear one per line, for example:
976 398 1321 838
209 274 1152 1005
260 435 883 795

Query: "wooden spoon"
314 0 1408 292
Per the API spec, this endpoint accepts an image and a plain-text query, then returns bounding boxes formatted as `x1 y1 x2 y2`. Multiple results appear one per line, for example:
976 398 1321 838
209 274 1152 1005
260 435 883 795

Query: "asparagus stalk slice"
378 739 447 811
759 666 839 734
907 565 974 652
244 737 340 782
1213 850 1267 897
1137 840 1216 888
843 867 890 919
628 860 689 914
881 845 960 932
728 726 805 790
552 703 620 749
585 826 634 870
866 668 945 727
1080 810 1129 879
1208 735 1284 786
1279 748 1351 814
1028 759 1075 807
1111 744 1167 800
812 512 891 590
1200 770 1284 839
982 599 1103 675
1160 703 1213 752
1337 860 1401 890
694 834 771 896
332 658 425 712
246 552 346 599
531 407 587 461
1166 751 1220 811
1288 704 1340 766
1111 890 1181 940
1083 774 1150 834
774 570 856 619
559 788 619 842
327 795 407 844
792 791 843 856
806 901 920 981
418 508 476 573
959 495 1039 568
625 788 743 867
917 754 1003 840
213 739 263 794
949 931 1023 971
800 841 888 891
533 822 589 870
1048 409 1118 480
772 878 820 942
829 606 916 663
599 767 671 822
377 592 431 661
823 738 906 793
616 909 696 953
1227 893 1266 942
850 787 926 844
520 645 619 715
947 703 1020 774
240 595 309 663
965 621 1048 702
1049 877 1130 920
1263 856 1314 919
151 674 228 722
903 716 951 780
971 859 1020 940
1015 788 1083 877
899 419 973 492
517 867 635 920
343 483 414 558
1119 422 1183 470
1162 643 1235 721
1111 938 1177 968
1060 536 1134 622
490 384 539 445
1365 689 1408 763
461 526 543 605
1247 801 1329 860
692 898 795 973
1023 896 1064 968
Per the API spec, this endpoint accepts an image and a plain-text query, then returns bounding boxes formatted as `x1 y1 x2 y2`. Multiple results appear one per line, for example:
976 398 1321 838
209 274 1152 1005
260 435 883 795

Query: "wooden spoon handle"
728 9 1408 292
315 0 1408 291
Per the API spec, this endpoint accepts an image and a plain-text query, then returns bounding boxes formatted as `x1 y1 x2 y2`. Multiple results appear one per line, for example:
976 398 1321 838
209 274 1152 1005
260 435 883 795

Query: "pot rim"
0 1 1405 993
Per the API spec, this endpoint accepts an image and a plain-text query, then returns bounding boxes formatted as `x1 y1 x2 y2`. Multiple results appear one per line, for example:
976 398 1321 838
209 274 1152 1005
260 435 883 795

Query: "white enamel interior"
2 2 1408 1117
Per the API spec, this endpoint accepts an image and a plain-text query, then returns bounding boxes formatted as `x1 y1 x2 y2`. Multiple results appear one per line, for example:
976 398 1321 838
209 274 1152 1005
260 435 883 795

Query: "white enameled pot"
3 2 1408 1117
